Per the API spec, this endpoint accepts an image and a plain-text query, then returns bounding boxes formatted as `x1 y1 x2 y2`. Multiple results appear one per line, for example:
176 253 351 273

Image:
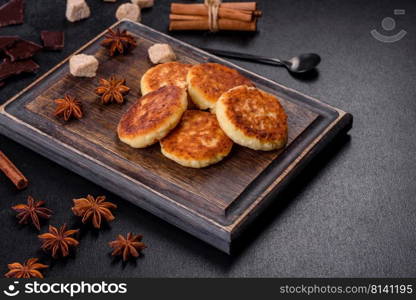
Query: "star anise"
38 224 79 258
11 196 53 231
72 195 117 229
101 28 137 56
95 76 130 104
109 233 146 261
4 258 48 279
54 94 83 121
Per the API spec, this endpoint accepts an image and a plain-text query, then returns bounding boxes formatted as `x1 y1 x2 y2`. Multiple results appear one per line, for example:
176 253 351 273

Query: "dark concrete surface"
0 0 415 277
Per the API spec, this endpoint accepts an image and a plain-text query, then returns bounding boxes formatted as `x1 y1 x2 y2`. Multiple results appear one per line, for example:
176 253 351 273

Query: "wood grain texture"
25 36 318 218
0 20 352 253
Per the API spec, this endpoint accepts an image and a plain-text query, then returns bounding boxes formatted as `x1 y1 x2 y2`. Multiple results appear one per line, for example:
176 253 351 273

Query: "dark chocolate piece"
0 0 24 28
40 31 64 50
0 58 39 81
4 39 42 61
0 36 20 51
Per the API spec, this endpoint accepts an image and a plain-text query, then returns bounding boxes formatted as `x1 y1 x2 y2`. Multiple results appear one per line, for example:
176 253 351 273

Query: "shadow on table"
113 132 351 274
290 69 320 82
231 133 351 250
174 132 351 270
170 30 260 49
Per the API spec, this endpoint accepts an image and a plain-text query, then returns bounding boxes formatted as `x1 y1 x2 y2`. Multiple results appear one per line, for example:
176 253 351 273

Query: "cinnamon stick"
170 12 262 21
172 2 257 11
220 2 257 10
170 14 206 21
169 19 257 31
0 150 28 190
171 3 253 22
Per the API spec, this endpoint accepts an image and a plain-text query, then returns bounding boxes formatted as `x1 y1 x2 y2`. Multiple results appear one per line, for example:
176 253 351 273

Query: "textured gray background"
0 0 415 277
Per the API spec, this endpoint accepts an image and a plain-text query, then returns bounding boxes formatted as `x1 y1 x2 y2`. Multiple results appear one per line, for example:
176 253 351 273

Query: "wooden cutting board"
0 20 352 253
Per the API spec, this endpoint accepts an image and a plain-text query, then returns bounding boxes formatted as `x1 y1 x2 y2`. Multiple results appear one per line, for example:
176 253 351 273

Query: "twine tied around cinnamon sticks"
169 2 262 32
205 0 222 32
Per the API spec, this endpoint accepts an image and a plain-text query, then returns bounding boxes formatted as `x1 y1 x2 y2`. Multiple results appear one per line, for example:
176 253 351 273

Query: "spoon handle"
200 47 283 66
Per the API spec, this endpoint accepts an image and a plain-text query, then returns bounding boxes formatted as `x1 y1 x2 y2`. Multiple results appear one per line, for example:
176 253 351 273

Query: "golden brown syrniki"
187 63 253 111
216 85 288 151
160 110 233 168
140 62 192 95
117 86 187 148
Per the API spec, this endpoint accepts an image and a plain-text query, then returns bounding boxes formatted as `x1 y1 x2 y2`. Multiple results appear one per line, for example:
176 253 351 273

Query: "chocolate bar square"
40 31 65 51
4 39 42 61
0 0 24 28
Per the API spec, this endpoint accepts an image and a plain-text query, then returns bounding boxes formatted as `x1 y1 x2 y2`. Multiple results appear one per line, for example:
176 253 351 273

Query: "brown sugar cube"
66 0 91 22
69 54 99 77
148 43 176 64
131 0 154 9
115 3 141 22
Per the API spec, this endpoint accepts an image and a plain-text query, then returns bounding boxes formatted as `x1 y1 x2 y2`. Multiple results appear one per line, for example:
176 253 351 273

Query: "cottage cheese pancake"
140 62 192 95
187 63 253 111
160 110 233 168
118 86 187 148
216 85 288 151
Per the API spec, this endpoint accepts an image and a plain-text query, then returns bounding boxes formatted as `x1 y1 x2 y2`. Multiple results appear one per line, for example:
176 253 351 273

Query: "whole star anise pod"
38 224 79 258
54 94 83 121
95 77 130 104
5 258 48 278
101 28 137 56
11 196 53 231
72 195 117 229
109 233 146 261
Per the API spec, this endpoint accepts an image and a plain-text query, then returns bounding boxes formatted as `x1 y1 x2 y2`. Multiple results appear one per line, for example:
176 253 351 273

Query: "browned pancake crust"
188 63 253 104
161 110 233 161
223 86 287 142
118 86 184 138
143 62 191 93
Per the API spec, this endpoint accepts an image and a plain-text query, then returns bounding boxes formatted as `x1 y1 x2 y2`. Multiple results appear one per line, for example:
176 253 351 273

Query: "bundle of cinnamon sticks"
169 2 262 32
